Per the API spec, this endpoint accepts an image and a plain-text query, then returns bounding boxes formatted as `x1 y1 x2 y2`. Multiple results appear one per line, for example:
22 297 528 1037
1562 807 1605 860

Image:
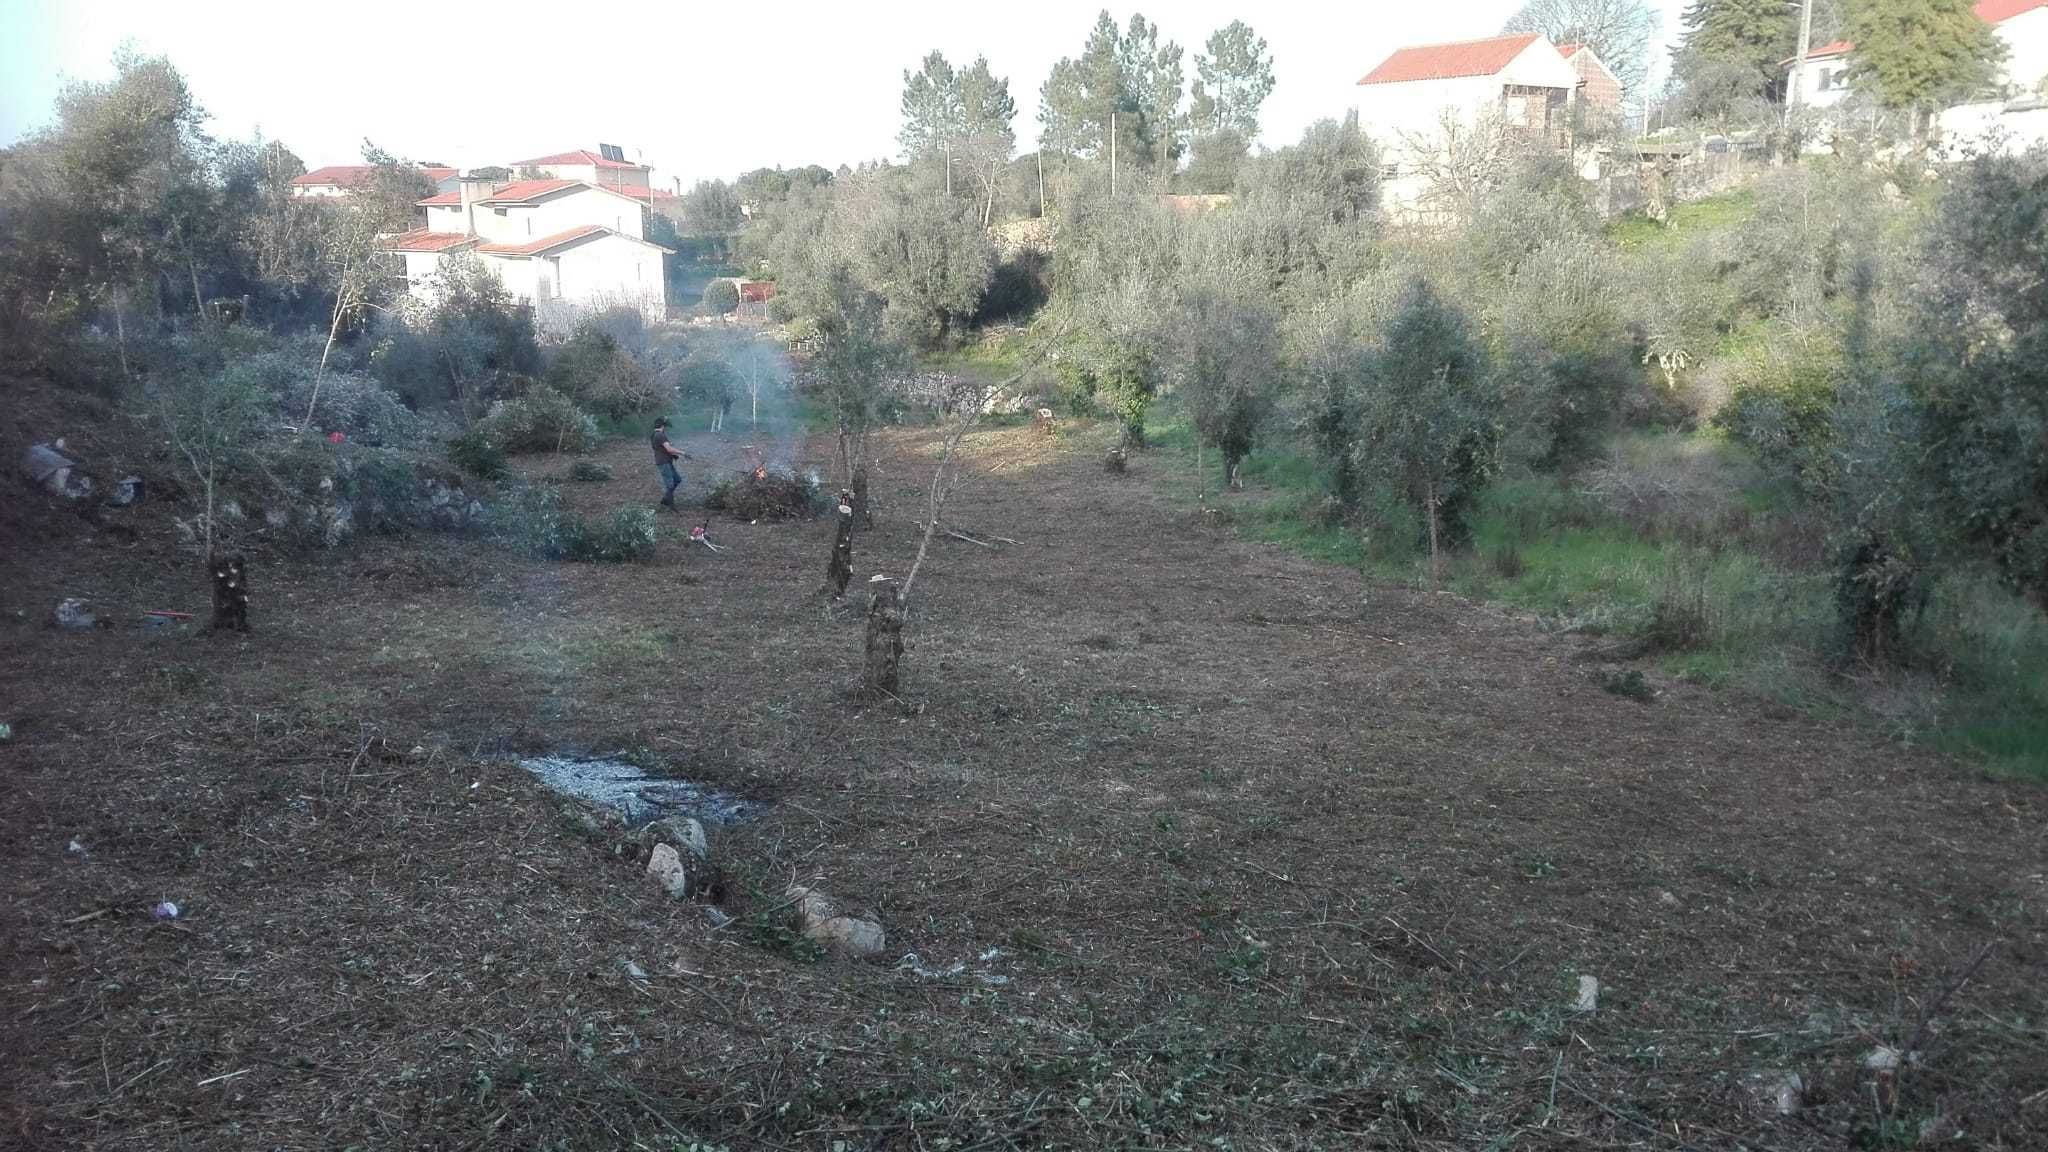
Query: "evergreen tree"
1843 0 2003 120
1191 21 1277 141
1675 0 1799 101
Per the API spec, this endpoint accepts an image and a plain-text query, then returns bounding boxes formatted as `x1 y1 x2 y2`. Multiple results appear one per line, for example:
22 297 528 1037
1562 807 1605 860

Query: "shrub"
568 459 613 482
1713 328 1842 479
701 280 740 316
478 386 600 455
488 485 655 562
1597 668 1656 702
546 322 655 423
449 428 507 480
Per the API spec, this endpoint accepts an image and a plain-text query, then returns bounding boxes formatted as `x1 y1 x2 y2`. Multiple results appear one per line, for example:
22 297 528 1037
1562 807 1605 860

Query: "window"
1818 68 1837 92
494 207 507 216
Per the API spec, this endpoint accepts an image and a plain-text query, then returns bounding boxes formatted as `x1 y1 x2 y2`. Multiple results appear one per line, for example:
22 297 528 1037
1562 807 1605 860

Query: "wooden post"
1111 112 1118 197
1037 150 1045 217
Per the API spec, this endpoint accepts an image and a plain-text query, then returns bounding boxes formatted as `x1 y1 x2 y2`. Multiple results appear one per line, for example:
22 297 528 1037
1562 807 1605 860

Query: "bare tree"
1398 109 1514 220
1502 0 1662 108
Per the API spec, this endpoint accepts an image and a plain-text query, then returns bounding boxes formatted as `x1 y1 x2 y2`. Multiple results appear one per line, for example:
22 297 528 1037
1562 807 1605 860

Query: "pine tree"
1677 0 1799 99
1844 0 2003 122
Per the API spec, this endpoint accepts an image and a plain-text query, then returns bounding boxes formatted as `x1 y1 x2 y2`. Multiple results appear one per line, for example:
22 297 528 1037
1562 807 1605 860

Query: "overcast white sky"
1 0 1687 189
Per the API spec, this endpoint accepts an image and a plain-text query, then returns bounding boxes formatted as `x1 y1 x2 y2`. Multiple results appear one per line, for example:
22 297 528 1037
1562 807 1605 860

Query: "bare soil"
2 416 2044 1151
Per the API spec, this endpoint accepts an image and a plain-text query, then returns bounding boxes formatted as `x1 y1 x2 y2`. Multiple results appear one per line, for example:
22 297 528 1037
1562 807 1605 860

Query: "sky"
1 0 1688 190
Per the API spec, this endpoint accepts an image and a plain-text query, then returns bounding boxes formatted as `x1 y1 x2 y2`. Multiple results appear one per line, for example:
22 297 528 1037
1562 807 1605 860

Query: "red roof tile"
1801 39 1854 60
294 164 456 188
516 149 647 170
479 179 583 203
1359 34 1541 85
379 230 478 253
1557 42 1583 59
477 225 609 256
419 191 462 206
1978 0 2048 22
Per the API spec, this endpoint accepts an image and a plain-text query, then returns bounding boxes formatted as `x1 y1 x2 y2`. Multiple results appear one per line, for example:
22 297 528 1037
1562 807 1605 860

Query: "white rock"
1658 891 1680 907
786 885 837 929
806 915 886 959
646 844 689 899
1575 974 1601 1013
659 816 708 861
1744 1070 1804 1115
1864 1045 1910 1072
53 599 96 630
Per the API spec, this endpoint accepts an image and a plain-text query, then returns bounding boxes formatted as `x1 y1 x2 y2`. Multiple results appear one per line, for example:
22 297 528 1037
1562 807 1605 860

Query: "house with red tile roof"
1787 0 2048 110
1557 43 1623 111
290 164 459 199
1351 33 1581 215
515 148 654 199
382 174 669 321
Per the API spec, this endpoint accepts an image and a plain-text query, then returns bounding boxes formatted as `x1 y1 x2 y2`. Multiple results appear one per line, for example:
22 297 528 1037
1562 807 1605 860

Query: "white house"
1351 32 1581 214
1788 1 2048 109
1558 43 1624 111
516 148 651 196
382 177 669 321
291 164 458 198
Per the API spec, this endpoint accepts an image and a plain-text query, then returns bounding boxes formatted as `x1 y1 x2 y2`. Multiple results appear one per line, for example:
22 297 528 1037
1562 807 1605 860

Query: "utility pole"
1790 0 1815 109
944 138 953 197
1036 150 1045 217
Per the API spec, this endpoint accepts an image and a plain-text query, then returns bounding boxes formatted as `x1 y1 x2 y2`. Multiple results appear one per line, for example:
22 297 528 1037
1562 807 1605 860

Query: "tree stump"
209 553 250 632
1033 408 1057 436
1104 446 1128 474
825 493 855 598
863 579 904 695
850 466 874 529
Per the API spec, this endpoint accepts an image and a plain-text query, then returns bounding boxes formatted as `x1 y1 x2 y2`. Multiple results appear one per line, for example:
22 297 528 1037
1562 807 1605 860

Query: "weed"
1597 668 1656 702
567 459 613 483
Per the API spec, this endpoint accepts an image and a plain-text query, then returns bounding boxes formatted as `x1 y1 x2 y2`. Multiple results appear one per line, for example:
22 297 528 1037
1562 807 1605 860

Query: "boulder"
806 915 886 959
659 816 709 861
787 884 885 959
108 476 145 507
645 843 689 899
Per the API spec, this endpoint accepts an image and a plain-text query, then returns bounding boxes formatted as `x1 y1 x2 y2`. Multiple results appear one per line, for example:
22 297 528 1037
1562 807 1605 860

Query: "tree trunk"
851 466 873 529
308 286 348 436
863 580 905 694
826 496 856 598
1426 478 1442 589
113 288 132 380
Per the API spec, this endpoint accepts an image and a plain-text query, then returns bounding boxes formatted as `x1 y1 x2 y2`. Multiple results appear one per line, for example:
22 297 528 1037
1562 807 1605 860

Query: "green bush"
701 279 740 316
478 385 600 454
488 485 655 562
545 322 655 423
449 428 508 480
568 459 613 482
1713 329 1842 479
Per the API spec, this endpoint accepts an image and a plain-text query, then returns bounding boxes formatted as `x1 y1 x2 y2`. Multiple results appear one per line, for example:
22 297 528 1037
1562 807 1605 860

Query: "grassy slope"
1146 411 2048 782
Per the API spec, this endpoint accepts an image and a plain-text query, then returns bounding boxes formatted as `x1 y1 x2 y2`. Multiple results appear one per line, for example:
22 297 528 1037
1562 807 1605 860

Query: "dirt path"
2 421 2043 1150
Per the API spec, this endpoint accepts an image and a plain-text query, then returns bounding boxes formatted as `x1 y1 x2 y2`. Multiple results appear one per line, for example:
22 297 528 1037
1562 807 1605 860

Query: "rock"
620 959 648 981
1575 974 1601 1013
264 509 290 529
1744 1070 1804 1115
24 441 94 500
108 476 144 507
220 499 244 521
658 816 709 861
53 599 96 631
806 915 887 959
786 885 836 929
150 901 180 921
1658 890 1680 907
1864 1045 1912 1072
646 843 689 899
323 501 354 548
0 722 12 742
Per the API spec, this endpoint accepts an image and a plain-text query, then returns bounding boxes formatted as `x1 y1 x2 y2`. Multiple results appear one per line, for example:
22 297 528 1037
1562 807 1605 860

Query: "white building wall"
399 251 454 302
2000 10 2048 93
554 234 664 311
425 204 467 234
1499 38 1581 90
1354 75 1503 152
1787 56 1853 109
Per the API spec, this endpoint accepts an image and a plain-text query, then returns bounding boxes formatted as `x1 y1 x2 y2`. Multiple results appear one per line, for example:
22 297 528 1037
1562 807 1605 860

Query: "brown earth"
2 415 2044 1150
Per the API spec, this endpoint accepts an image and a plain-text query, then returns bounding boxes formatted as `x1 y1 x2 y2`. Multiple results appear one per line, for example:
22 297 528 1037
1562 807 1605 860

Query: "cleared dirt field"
3 419 2044 1150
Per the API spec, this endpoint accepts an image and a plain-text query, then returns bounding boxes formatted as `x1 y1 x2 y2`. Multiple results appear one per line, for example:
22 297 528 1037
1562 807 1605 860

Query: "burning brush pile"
703 462 826 521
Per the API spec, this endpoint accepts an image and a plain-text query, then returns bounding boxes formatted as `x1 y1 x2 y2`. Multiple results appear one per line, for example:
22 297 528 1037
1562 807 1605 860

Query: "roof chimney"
458 175 496 236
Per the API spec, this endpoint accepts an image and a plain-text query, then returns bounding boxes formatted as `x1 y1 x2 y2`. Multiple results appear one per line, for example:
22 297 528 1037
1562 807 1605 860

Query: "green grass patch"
1609 188 1759 251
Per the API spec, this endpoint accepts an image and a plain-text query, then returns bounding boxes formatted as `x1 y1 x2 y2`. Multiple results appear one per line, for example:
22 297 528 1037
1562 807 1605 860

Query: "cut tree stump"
863 579 904 694
209 554 250 633
850 467 874 529
825 493 855 598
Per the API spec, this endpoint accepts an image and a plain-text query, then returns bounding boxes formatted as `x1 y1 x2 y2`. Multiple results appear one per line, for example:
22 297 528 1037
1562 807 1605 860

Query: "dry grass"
1 418 2044 1150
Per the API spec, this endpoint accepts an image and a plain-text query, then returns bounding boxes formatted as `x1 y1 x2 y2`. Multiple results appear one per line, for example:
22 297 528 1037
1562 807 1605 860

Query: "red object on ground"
329 431 345 444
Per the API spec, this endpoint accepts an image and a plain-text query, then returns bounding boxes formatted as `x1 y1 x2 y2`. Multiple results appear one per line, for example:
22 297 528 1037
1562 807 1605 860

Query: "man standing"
652 418 686 509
